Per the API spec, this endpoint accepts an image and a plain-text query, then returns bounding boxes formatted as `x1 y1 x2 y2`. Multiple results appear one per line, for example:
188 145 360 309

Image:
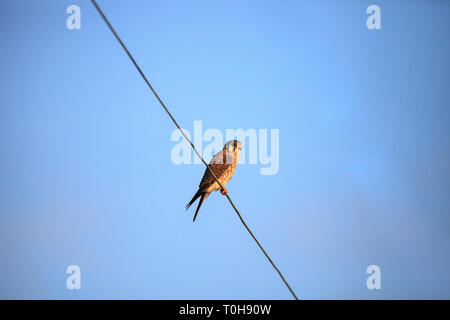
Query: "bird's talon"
220 188 228 195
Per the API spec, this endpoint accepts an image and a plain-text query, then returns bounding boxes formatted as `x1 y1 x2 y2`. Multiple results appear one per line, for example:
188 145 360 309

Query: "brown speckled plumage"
186 140 242 222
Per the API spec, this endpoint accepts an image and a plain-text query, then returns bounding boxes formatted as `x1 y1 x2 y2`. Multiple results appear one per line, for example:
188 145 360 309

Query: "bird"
186 140 242 222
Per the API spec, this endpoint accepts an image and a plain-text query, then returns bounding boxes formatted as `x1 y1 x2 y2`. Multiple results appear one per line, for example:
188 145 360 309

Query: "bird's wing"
199 150 234 189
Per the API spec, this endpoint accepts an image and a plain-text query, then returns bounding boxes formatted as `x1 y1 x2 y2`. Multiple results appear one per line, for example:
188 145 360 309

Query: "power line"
90 0 299 300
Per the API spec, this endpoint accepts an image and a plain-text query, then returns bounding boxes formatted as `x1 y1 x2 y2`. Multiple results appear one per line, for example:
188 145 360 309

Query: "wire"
90 0 299 300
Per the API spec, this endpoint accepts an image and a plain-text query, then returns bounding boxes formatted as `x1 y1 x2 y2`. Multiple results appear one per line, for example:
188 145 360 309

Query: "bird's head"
224 140 242 153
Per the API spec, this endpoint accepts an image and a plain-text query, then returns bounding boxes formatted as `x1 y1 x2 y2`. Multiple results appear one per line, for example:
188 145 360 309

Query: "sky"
0 0 449 299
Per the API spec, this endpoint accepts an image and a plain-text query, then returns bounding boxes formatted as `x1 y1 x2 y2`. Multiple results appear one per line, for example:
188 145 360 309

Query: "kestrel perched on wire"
186 140 242 222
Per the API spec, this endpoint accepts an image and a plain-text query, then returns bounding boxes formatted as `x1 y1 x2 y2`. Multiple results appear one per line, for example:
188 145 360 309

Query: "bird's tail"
186 189 203 210
193 192 209 222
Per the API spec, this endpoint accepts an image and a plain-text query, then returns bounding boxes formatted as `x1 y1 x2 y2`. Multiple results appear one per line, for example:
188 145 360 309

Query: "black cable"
90 0 299 300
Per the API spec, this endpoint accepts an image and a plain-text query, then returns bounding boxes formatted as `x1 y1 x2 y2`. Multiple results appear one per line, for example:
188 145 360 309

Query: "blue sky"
0 0 449 299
